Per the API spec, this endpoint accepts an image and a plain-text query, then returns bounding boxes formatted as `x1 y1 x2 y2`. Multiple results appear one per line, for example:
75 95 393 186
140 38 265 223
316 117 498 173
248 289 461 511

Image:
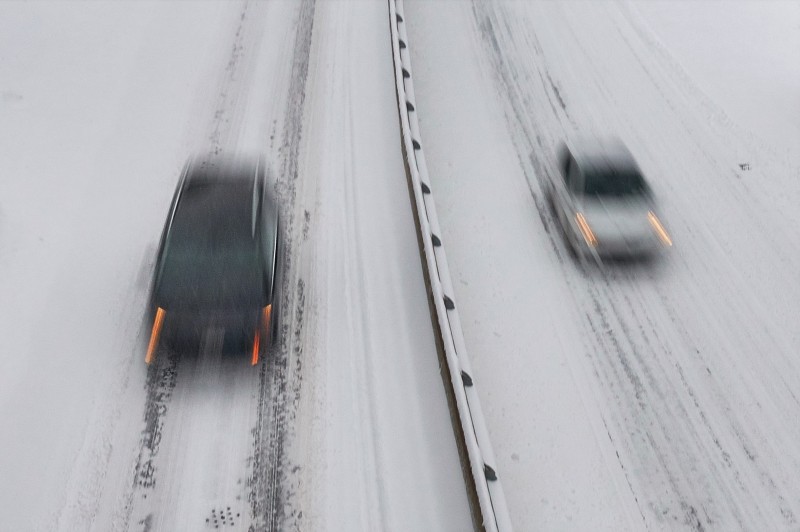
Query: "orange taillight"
145 307 166 365
648 211 672 247
575 212 598 247
263 304 272 330
251 331 260 366
252 304 272 366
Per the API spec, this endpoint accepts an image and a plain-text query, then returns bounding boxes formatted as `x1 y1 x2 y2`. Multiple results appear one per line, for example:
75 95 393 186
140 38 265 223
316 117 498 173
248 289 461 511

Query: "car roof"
153 155 271 310
173 154 262 243
568 137 640 175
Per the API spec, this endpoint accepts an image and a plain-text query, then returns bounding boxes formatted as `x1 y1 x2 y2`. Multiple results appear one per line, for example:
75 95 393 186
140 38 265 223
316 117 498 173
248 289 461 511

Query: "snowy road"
406 1 800 530
3 0 798 530
0 2 469 530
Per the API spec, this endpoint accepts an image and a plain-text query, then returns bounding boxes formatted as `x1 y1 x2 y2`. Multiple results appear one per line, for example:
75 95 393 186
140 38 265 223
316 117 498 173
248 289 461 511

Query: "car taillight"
145 307 166 364
251 331 260 366
252 304 272 366
647 211 672 246
575 213 598 247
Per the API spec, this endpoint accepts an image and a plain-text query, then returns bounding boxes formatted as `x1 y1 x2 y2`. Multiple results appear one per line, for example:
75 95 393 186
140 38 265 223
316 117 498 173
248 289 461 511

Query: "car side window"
567 157 582 194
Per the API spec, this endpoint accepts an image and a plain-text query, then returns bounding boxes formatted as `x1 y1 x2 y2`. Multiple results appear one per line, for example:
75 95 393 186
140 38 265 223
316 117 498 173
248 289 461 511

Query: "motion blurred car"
145 154 280 365
546 137 672 260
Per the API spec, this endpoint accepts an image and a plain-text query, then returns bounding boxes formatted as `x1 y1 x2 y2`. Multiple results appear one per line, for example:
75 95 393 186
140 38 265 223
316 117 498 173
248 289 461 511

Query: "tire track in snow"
338 17 388 524
470 6 688 526
120 2 318 529
469 1 800 530
247 0 316 529
134 351 180 492
123 3 260 526
603 8 800 526
580 278 727 531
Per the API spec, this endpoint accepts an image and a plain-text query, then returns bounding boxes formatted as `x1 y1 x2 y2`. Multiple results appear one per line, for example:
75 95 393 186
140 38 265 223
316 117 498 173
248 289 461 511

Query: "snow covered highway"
2 1 799 531
405 1 800 530
0 2 469 530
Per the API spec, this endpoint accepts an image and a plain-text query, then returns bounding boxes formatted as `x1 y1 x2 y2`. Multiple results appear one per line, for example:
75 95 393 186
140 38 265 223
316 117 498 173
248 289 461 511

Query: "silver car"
546 137 672 261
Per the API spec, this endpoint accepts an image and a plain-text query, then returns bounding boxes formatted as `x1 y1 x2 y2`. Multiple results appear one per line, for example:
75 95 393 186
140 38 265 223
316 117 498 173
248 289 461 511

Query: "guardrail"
387 2 513 531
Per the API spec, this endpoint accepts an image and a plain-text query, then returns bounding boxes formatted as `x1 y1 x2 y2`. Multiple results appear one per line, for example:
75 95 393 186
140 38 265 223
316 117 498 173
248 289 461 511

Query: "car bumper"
162 307 261 341
577 233 666 259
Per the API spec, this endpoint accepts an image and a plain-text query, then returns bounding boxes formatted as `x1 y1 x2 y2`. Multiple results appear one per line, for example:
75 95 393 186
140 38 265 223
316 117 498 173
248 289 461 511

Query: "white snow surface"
3 0 800 530
286 2 470 530
405 0 800 530
634 0 800 159
0 2 470 531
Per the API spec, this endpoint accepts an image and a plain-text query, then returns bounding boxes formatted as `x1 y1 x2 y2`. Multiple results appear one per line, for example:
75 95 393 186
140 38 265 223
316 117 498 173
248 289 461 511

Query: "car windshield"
156 180 265 309
584 169 649 197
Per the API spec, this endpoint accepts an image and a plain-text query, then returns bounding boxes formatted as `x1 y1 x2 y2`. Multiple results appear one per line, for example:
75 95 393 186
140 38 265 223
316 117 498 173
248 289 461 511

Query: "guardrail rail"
387 2 513 531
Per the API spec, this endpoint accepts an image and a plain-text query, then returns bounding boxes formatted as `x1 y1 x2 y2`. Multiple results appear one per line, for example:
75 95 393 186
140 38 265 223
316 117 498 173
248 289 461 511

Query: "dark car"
545 137 672 261
145 154 280 365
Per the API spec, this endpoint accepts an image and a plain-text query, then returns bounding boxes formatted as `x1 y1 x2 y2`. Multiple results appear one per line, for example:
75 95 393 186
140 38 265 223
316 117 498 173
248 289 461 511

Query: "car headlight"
647 211 672 246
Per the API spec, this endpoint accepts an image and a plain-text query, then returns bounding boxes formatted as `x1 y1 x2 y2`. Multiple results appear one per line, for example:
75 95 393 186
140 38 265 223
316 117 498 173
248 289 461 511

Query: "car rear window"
157 245 263 310
583 169 649 197
156 179 265 309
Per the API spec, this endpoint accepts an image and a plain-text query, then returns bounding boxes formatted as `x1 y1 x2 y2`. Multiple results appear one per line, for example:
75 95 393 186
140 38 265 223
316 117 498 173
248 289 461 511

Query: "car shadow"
578 251 671 281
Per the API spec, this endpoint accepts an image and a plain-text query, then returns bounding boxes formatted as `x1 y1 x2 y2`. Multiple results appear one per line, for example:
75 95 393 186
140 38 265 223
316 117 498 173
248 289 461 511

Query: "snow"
0 3 232 528
0 2 469 530
391 2 513 527
2 0 799 530
284 1 470 529
405 0 800 530
633 0 800 159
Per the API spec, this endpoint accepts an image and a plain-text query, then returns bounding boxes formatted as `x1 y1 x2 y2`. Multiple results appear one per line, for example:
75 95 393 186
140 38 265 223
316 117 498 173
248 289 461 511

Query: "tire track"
124 3 257 522
119 347 180 530
247 1 316 529
122 2 317 529
468 1 800 529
